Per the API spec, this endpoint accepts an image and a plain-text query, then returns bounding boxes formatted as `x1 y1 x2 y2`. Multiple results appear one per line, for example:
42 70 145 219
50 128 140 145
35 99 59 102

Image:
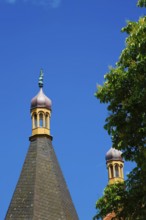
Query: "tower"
5 70 79 220
106 147 124 185
102 148 124 220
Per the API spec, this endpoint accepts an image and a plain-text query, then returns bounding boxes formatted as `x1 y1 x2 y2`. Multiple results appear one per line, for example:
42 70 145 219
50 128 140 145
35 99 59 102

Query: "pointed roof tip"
30 69 52 110
38 68 44 88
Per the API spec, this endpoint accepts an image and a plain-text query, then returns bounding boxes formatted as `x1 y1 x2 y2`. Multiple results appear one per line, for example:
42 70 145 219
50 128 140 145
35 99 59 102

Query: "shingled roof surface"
103 212 115 220
5 136 79 220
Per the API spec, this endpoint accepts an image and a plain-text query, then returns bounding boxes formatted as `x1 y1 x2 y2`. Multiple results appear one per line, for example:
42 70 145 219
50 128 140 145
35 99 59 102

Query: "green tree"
94 1 146 219
137 0 146 7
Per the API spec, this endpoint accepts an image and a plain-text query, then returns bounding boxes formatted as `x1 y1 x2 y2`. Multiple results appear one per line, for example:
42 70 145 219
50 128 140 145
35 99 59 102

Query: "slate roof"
5 135 79 220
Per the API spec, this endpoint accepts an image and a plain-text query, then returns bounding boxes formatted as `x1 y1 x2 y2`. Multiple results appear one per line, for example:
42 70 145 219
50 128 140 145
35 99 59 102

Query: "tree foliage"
137 0 146 7
94 183 127 220
94 169 146 219
94 1 146 219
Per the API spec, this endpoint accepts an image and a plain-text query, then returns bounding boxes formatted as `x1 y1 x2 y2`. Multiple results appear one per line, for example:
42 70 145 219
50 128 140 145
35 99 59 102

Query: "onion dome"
31 88 52 110
106 147 123 161
30 69 52 110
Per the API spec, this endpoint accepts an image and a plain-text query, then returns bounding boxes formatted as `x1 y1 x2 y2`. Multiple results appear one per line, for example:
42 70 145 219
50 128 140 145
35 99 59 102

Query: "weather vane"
38 68 44 88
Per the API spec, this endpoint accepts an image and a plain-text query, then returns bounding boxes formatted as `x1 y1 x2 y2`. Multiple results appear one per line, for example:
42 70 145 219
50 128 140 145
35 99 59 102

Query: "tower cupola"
106 147 124 185
30 69 52 137
31 88 52 110
106 148 123 162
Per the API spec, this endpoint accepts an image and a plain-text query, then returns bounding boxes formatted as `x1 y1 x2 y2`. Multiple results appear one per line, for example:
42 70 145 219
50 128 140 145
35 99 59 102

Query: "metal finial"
38 69 44 88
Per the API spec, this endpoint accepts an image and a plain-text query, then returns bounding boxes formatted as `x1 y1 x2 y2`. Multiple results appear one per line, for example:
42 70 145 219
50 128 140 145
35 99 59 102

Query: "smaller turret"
106 147 124 185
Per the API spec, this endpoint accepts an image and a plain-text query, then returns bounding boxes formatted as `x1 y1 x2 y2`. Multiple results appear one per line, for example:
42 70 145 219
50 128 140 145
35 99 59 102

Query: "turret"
106 147 124 184
30 69 52 137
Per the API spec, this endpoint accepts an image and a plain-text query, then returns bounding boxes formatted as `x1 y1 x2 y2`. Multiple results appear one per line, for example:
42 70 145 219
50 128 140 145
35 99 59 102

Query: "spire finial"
38 69 44 88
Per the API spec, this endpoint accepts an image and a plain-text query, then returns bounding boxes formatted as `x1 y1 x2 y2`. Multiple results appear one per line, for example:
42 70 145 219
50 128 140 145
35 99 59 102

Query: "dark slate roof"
5 136 79 220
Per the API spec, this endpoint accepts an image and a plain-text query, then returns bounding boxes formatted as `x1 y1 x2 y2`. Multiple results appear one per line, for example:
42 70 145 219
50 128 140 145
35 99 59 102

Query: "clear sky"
0 0 145 219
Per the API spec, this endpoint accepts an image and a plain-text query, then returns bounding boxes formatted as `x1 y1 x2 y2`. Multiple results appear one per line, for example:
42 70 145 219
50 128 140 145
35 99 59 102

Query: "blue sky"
0 0 145 219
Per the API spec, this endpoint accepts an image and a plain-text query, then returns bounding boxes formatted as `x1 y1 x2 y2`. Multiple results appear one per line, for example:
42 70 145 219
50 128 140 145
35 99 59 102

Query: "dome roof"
31 88 52 110
106 147 123 161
